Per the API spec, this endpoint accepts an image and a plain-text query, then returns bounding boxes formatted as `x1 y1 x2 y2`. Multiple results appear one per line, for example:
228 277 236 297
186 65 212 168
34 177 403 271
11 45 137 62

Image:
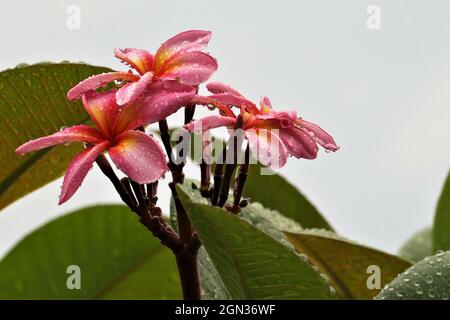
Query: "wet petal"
154 30 212 72
259 96 272 113
116 72 153 106
298 120 339 151
115 81 196 132
159 51 217 85
191 95 235 117
59 141 110 204
208 93 258 113
16 125 104 155
245 129 288 169
206 82 243 96
82 90 120 137
279 126 319 159
108 130 167 184
184 115 236 133
67 72 139 100
114 48 154 75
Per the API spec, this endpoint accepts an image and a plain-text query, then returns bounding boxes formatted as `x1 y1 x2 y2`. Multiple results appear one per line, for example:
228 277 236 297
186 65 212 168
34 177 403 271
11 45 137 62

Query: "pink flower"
186 82 339 167
67 30 218 107
15 85 194 204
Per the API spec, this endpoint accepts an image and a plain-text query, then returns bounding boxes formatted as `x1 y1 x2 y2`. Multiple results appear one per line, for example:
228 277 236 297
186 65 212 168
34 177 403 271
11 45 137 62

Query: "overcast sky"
0 0 449 257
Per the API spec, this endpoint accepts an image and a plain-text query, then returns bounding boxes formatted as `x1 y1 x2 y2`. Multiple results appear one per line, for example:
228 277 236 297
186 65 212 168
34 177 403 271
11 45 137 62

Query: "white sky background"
0 0 449 257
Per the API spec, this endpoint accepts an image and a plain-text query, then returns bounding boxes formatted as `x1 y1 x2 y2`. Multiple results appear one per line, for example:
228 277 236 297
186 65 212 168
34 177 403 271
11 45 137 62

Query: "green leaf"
0 204 181 299
284 231 412 299
433 171 450 252
376 251 450 300
398 228 432 262
0 62 113 210
241 163 333 231
176 185 336 300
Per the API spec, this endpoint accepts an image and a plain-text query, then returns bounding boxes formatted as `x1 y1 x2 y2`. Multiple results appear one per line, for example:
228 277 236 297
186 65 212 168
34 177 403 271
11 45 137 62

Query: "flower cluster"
16 30 338 204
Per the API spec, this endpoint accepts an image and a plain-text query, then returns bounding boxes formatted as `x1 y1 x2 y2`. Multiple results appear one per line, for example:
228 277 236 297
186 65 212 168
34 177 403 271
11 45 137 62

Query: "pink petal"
206 82 243 96
16 125 104 155
256 110 298 127
259 96 272 113
108 130 167 184
191 95 236 117
208 93 258 113
154 30 212 72
279 127 319 159
116 72 153 106
298 120 339 152
59 141 110 204
245 129 288 169
115 81 196 132
67 72 139 101
82 90 120 137
184 115 236 133
114 48 154 75
159 51 218 85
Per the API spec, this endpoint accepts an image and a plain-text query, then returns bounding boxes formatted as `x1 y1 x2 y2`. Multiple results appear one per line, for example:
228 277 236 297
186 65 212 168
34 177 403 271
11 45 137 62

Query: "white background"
0 0 449 257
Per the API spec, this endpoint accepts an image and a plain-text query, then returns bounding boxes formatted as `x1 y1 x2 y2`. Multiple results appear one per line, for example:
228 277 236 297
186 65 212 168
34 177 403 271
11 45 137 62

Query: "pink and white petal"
108 131 167 184
206 82 243 96
279 127 319 160
82 90 120 137
115 81 196 132
298 120 339 151
245 129 288 169
59 141 110 204
116 72 153 106
16 125 104 155
154 30 212 72
159 51 217 85
114 48 154 75
67 72 139 100
184 115 236 133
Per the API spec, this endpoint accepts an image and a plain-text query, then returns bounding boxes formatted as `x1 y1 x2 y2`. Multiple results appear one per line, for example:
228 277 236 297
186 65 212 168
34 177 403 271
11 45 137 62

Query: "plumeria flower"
15 84 193 204
185 83 339 167
67 30 218 107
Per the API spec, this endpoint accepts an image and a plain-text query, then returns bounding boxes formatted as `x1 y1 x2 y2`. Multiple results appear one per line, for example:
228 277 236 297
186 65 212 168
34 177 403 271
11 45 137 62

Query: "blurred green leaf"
375 251 450 300
244 163 333 231
176 184 336 300
0 204 181 299
285 231 412 299
398 228 432 262
433 171 450 252
0 62 113 210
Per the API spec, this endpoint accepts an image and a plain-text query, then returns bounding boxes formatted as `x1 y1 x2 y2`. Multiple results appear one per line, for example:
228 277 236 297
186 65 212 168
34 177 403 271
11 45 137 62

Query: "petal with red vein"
82 90 120 137
67 72 139 100
159 51 217 85
116 72 153 106
279 126 318 159
115 81 196 132
184 115 236 133
245 129 288 169
16 125 104 155
114 48 154 75
154 30 212 72
299 120 339 151
59 141 110 204
108 131 167 184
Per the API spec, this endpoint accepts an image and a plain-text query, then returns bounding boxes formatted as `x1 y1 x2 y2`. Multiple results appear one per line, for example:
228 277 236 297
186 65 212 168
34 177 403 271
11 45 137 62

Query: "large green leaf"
241 163 333 231
171 181 305 299
376 251 450 300
398 228 432 263
285 231 412 299
176 185 336 300
0 204 181 299
433 171 450 252
0 62 113 210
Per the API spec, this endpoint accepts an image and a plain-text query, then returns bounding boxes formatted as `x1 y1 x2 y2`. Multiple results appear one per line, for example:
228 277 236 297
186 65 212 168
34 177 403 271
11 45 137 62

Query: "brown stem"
228 145 250 213
175 247 201 300
200 159 211 197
